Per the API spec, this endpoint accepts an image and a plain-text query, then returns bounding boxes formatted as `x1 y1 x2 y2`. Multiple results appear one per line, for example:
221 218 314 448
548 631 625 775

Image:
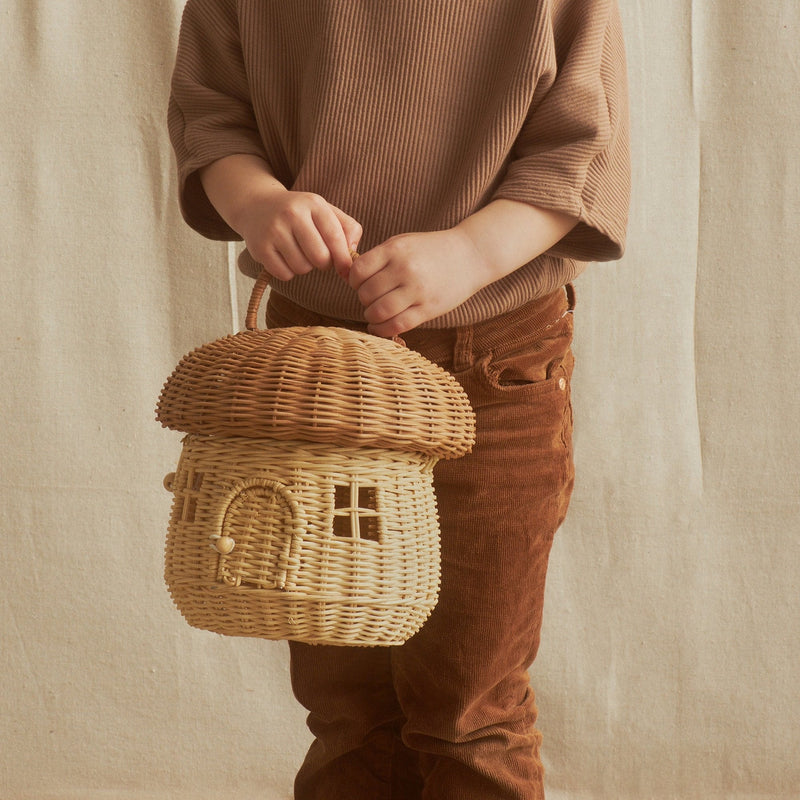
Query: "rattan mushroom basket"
155 273 475 646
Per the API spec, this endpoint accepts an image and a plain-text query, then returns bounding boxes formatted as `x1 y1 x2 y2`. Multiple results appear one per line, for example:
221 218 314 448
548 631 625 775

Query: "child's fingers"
257 214 321 275
245 233 300 281
362 285 414 326
307 209 350 273
366 305 422 338
329 207 363 275
353 264 402 309
346 247 385 291
292 215 338 271
331 206 363 251
247 192 362 279
257 251 295 282
275 236 317 276
353 262 419 336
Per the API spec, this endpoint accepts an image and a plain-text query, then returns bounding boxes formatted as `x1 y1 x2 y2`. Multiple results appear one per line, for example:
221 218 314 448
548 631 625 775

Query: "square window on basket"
156 273 475 647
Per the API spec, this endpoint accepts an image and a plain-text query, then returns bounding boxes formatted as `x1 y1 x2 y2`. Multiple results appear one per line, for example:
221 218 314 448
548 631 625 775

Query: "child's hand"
347 229 491 337
199 155 362 282
237 190 362 282
347 199 579 337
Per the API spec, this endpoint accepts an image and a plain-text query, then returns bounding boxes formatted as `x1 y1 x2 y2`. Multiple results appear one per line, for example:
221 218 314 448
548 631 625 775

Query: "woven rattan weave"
156 271 475 646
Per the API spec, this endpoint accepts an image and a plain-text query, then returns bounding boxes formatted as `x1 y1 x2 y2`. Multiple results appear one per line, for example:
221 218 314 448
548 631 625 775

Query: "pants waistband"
266 285 575 370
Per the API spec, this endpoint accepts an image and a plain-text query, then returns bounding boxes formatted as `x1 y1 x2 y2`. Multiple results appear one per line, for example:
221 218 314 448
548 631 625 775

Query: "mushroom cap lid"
156 325 475 459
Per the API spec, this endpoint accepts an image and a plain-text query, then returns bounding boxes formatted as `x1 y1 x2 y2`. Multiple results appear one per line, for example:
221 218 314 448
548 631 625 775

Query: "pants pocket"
478 314 573 398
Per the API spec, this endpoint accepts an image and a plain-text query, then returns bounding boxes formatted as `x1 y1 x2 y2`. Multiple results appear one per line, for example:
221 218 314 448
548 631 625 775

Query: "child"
168 2 629 798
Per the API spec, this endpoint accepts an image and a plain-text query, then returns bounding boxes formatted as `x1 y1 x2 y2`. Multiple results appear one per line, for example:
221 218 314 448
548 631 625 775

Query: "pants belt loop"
453 325 475 371
565 283 577 312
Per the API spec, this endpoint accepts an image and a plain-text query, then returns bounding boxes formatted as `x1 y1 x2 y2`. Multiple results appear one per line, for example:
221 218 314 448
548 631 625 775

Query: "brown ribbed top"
168 0 630 327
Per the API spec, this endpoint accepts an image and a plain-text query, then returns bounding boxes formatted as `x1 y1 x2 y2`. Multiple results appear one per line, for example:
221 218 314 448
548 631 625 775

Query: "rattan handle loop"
244 252 359 332
244 262 406 346
245 269 272 331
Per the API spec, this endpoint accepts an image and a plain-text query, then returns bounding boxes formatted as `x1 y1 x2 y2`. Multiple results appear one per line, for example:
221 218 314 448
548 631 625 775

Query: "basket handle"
245 268 271 331
244 260 406 346
244 251 359 332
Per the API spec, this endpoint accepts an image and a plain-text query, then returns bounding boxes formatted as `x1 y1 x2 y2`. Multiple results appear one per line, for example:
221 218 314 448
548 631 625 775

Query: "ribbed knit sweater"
169 0 630 327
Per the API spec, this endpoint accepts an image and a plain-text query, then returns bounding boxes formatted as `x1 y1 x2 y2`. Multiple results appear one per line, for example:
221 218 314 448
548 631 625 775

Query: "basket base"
169 585 437 647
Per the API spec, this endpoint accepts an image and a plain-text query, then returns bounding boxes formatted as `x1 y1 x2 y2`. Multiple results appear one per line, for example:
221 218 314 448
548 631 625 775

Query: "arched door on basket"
214 478 300 590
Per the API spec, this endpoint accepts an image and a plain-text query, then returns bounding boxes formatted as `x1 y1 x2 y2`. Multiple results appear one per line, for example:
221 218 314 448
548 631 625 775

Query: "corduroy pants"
265 284 576 800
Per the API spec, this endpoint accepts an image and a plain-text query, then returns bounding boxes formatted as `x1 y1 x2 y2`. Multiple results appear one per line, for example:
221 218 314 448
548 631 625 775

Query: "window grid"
333 484 380 542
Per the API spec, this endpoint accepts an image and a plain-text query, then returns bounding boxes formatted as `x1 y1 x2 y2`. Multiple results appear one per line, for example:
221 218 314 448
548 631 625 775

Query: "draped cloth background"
1 2 798 798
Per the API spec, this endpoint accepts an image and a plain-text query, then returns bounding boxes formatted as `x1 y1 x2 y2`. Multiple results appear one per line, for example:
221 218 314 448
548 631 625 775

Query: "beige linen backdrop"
2 2 798 798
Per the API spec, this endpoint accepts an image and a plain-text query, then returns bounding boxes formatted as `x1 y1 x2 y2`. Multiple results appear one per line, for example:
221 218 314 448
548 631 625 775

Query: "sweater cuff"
176 141 269 242
492 153 629 263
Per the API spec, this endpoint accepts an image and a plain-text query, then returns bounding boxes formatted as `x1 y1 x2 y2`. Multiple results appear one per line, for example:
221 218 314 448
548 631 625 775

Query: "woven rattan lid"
156 276 475 459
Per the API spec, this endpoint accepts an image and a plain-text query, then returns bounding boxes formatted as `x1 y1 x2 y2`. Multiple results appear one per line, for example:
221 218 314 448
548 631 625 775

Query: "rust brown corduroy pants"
265 284 576 800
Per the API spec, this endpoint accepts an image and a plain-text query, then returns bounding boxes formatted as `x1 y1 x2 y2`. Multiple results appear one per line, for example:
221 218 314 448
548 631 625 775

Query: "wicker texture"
157 273 475 646
164 437 441 645
156 324 474 459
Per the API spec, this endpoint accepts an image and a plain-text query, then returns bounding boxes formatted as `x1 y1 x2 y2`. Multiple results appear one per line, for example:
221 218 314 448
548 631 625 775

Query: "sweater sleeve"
167 0 269 240
493 0 630 262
